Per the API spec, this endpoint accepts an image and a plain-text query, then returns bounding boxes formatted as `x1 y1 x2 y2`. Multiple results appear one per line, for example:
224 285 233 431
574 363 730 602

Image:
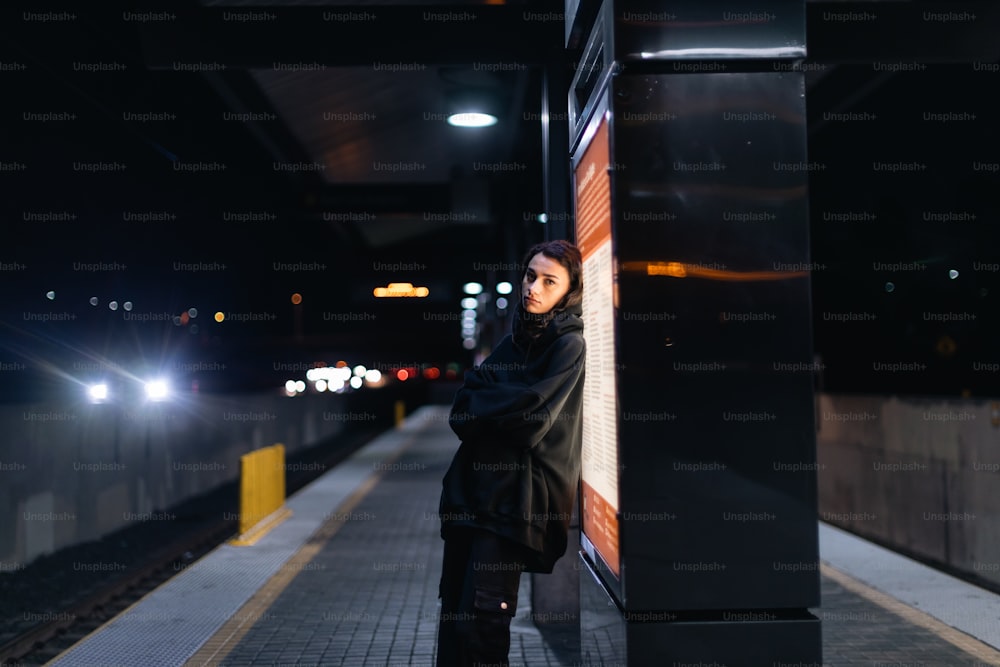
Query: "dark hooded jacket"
440 303 585 573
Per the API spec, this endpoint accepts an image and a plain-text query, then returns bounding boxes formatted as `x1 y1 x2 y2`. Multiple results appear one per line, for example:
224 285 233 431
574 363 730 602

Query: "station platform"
47 405 1000 667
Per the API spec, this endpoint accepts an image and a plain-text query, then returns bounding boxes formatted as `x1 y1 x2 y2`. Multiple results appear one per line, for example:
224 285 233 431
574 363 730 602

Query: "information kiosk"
568 2 823 664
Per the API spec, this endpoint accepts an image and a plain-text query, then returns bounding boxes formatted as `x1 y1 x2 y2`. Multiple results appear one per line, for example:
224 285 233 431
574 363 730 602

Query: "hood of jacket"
513 301 583 358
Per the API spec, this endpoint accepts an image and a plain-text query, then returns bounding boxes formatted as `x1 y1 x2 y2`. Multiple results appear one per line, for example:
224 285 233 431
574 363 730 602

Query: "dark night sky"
2 1 1000 400
1 2 552 401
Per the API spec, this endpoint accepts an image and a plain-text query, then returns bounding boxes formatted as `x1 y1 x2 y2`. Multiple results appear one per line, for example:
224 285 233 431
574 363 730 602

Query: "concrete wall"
0 389 404 568
817 393 1000 587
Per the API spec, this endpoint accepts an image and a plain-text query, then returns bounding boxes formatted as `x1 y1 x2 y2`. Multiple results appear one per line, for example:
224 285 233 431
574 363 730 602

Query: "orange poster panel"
574 119 612 263
575 115 620 577
582 480 620 577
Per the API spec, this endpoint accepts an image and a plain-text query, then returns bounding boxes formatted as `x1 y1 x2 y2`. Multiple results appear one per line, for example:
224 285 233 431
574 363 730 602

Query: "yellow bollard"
394 400 405 428
231 443 293 546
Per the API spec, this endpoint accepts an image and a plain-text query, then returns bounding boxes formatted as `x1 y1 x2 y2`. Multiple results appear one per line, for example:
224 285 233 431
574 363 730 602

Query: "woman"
437 239 586 667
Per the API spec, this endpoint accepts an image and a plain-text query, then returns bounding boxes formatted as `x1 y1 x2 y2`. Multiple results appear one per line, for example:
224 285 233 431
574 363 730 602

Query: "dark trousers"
436 528 528 667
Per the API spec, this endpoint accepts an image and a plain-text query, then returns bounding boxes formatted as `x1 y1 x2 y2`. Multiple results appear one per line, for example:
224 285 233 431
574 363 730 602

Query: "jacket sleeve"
448 333 585 449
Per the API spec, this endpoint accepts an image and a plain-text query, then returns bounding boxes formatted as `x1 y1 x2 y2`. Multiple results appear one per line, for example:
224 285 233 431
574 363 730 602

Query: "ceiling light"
445 88 500 128
447 112 498 128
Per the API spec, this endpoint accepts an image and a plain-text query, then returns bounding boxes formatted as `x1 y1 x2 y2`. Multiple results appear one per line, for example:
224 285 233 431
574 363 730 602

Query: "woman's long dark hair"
512 239 583 350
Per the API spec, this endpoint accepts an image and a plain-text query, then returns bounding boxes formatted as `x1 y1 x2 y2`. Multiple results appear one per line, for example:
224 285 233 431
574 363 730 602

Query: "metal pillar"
567 2 822 664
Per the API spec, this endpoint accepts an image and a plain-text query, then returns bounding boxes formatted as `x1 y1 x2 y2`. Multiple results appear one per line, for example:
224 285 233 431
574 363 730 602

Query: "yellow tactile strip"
183 445 410 667
821 562 1000 664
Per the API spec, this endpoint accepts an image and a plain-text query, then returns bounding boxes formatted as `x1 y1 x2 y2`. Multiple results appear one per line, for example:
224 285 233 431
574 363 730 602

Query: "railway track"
0 425 384 666
1 518 235 666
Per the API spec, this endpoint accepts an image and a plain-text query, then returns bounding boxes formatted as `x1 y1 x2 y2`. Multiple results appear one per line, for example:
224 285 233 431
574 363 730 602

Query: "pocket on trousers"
471 586 517 658
473 587 517 617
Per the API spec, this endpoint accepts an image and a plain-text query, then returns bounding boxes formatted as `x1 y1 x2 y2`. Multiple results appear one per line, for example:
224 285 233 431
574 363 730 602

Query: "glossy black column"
571 1 822 664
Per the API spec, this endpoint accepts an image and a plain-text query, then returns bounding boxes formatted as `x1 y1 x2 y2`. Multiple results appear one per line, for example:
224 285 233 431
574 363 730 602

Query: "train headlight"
144 379 170 402
88 383 109 402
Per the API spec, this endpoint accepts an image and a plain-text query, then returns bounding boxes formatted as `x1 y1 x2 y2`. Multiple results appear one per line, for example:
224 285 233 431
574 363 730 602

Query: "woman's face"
522 252 571 315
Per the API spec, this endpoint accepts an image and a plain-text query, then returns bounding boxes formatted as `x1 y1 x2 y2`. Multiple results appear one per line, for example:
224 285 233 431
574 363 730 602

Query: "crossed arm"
448 334 585 449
